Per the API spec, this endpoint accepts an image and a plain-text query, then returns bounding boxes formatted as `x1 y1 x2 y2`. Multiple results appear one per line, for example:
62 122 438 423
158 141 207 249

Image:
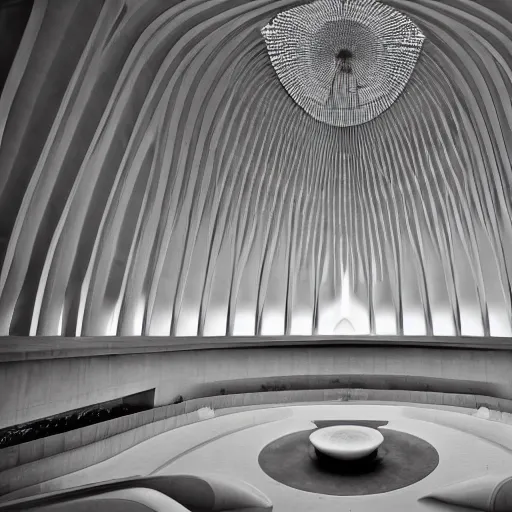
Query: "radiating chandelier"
261 0 425 127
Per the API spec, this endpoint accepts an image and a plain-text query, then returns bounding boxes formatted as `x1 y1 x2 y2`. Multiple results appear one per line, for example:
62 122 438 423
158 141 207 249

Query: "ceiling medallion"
261 0 425 127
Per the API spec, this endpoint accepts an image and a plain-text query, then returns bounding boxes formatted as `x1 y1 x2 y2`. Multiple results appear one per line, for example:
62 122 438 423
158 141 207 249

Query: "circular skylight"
261 0 425 127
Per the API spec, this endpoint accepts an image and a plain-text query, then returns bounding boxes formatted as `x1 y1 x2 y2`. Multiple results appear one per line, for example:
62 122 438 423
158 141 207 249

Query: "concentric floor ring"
258 422 439 496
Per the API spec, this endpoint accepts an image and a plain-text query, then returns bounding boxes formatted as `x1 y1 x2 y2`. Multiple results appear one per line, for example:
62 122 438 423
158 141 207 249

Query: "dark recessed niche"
336 48 353 60
336 49 353 74
0 389 155 449
0 0 34 96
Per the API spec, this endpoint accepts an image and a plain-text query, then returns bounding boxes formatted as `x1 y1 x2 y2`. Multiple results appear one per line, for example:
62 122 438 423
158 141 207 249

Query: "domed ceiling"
0 0 511 337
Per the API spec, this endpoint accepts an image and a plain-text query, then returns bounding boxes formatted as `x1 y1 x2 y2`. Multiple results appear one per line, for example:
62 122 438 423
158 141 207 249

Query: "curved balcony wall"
1 336 511 428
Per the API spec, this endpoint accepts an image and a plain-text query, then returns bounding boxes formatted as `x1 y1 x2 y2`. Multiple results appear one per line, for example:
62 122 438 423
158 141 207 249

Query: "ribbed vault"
0 0 512 337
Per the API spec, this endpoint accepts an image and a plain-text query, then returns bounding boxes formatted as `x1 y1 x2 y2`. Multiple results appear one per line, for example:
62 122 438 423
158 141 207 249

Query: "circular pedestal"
309 426 384 461
258 427 439 496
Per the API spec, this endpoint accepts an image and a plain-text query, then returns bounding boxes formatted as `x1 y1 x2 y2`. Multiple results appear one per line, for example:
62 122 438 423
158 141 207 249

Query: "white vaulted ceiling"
0 0 512 337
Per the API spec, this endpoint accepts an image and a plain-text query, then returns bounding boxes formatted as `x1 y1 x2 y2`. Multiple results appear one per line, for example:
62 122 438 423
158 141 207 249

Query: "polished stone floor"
3 402 512 511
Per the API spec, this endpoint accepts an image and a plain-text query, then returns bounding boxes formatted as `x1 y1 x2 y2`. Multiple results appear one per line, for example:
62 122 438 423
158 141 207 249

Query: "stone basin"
309 425 384 461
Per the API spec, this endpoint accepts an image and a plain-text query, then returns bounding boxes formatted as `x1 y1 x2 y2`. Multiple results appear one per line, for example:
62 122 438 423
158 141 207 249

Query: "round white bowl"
309 426 384 461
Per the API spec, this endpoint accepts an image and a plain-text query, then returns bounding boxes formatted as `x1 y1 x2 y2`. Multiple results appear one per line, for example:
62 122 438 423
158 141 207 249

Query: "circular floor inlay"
258 427 439 496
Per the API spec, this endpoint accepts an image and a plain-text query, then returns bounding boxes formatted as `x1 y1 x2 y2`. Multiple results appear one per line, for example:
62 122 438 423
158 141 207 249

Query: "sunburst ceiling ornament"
261 0 425 127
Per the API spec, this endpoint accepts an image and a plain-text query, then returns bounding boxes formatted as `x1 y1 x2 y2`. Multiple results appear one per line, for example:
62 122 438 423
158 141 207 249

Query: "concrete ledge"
0 487 190 512
422 474 512 512
0 474 273 512
0 401 190 472
1 335 512 362
2 343 512 428
0 408 213 496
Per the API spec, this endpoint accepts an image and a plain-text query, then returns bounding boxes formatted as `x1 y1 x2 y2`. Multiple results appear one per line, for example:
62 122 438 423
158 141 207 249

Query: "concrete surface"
2 403 512 511
2 343 512 428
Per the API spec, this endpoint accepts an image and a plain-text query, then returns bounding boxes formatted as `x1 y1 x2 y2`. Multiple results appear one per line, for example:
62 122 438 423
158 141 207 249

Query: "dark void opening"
336 49 353 74
0 0 34 96
0 389 155 449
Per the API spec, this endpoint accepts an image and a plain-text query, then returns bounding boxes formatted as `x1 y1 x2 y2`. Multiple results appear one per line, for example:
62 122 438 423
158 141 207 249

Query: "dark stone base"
258 420 439 496
312 446 379 474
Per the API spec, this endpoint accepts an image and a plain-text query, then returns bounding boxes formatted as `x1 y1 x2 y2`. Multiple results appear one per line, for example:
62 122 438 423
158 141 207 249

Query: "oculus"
261 0 425 127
